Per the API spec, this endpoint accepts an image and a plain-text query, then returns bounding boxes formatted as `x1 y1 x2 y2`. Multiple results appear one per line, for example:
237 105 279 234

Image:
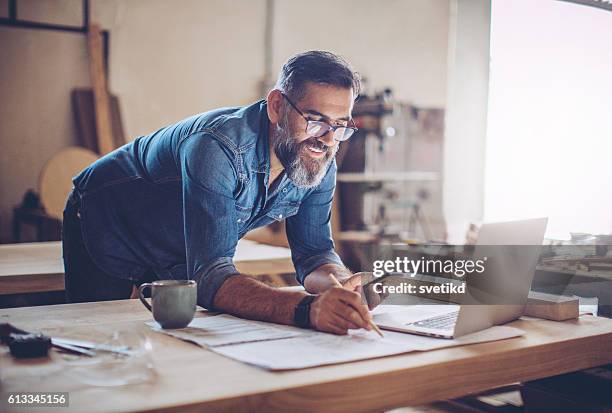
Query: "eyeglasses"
281 92 358 142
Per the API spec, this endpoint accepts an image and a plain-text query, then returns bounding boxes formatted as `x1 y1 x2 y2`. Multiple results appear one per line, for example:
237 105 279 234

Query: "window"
484 0 612 239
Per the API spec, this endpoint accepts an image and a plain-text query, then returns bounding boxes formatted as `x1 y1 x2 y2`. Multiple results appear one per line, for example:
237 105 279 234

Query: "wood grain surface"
0 241 294 295
1 300 611 413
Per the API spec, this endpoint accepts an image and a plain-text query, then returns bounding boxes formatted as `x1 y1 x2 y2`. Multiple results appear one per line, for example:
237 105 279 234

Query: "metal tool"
1 323 94 357
51 337 134 356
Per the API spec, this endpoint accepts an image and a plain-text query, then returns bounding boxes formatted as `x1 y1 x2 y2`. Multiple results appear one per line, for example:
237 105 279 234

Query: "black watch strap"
294 295 317 328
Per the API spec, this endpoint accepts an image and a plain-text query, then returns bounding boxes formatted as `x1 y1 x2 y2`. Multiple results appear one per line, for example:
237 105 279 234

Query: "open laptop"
373 218 548 338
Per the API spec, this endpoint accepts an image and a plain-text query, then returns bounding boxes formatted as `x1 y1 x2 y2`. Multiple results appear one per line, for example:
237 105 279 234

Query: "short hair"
275 50 361 101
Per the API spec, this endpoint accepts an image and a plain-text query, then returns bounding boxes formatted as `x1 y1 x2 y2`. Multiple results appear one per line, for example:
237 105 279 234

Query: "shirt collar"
253 100 271 174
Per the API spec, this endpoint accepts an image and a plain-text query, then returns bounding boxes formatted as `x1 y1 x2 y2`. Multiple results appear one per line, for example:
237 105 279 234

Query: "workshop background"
1 0 610 271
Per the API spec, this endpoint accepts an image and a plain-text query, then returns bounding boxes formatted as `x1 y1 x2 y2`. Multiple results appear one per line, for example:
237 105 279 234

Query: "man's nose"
317 129 337 147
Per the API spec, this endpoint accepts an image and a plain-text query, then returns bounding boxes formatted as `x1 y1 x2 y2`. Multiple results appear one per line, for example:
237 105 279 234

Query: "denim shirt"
72 100 343 309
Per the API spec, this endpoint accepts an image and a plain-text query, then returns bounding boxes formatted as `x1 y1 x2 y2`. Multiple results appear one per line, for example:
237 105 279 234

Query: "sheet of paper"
148 309 523 370
147 314 304 347
212 326 523 370
212 329 410 370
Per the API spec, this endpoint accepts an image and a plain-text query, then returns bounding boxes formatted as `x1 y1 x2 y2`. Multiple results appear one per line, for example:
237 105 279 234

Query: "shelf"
336 171 439 183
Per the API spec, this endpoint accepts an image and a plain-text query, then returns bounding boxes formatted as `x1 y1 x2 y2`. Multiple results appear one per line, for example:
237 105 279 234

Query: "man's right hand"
309 287 373 335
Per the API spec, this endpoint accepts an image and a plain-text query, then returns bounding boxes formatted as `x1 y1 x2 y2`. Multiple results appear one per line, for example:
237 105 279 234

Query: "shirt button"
282 188 288 193
278 214 283 219
237 218 242 223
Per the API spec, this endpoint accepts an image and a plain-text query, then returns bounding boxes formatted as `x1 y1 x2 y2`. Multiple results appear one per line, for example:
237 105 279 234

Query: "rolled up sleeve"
179 133 240 309
286 160 344 285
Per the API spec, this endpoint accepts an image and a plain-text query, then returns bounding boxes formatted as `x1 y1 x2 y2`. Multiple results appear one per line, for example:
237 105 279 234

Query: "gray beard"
272 123 338 188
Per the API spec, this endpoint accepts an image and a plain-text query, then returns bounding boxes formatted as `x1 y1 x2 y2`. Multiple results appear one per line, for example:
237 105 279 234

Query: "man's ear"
267 89 283 124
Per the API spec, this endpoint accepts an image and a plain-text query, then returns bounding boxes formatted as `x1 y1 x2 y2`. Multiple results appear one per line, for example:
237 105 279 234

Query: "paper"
212 325 523 370
147 314 303 347
148 312 523 371
212 329 409 370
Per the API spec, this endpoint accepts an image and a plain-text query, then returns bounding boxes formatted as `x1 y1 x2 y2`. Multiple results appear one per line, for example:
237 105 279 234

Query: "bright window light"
484 0 612 240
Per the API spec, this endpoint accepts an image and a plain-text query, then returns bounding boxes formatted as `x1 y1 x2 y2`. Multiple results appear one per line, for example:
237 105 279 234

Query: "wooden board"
0 240 294 295
525 291 580 321
38 147 99 220
0 242 65 294
87 24 114 155
72 88 125 153
0 300 611 412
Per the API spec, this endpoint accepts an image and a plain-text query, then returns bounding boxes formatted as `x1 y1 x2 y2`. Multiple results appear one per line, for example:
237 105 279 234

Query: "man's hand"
339 272 388 310
338 273 362 292
309 287 373 335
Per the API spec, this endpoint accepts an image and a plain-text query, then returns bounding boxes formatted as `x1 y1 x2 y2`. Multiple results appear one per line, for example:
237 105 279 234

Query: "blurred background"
0 0 610 275
1 0 611 285
0 0 450 246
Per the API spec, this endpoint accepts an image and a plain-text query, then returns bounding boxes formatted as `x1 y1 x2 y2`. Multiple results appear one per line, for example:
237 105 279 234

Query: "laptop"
373 218 548 338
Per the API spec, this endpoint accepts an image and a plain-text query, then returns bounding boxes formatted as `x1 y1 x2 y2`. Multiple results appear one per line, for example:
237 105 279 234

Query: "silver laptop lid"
452 218 548 336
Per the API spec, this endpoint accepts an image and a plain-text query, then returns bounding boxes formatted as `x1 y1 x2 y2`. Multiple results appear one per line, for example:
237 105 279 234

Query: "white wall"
97 0 267 138
272 0 449 108
0 26 91 241
443 0 491 242
99 0 450 139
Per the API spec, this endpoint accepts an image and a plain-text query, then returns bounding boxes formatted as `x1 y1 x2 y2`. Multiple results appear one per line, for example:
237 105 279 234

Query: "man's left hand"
338 272 387 310
338 273 362 292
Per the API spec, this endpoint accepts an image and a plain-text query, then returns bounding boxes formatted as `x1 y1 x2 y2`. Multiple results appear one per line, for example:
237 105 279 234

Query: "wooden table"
0 241 294 295
1 300 611 412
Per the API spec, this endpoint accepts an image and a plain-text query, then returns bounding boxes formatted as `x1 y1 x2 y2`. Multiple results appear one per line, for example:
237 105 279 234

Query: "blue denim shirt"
72 100 343 309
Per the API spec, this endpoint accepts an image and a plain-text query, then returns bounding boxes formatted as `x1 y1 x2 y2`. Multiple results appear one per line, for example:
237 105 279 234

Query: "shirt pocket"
235 204 254 228
264 202 301 222
245 202 299 231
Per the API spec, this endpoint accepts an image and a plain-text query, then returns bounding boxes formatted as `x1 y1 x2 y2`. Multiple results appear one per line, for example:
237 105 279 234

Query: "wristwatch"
294 295 317 328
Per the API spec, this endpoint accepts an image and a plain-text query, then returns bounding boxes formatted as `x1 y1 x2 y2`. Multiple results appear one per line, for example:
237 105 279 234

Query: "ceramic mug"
138 280 197 329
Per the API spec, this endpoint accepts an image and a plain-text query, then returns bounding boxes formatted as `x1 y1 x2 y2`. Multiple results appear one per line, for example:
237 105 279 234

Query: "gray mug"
138 280 197 329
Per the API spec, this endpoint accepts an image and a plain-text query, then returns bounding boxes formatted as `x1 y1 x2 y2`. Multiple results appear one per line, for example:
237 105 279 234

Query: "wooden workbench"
0 240 295 295
1 299 611 412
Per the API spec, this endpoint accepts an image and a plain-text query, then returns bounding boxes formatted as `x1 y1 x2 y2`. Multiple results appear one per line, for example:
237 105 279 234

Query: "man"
63 50 373 335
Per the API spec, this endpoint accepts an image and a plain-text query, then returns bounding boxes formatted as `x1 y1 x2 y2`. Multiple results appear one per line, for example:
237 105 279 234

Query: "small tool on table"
0 323 100 358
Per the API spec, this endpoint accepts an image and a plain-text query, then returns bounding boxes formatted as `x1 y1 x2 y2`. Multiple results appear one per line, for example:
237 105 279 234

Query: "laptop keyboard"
408 310 459 330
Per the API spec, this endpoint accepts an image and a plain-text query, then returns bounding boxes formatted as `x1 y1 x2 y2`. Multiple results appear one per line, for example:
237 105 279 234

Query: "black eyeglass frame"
280 92 358 142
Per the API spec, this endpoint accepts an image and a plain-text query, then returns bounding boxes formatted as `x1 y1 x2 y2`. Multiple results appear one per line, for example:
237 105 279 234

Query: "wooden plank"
38 147 99 220
525 291 580 321
71 89 98 152
0 241 294 295
0 300 611 412
72 89 126 152
109 92 126 148
0 273 65 295
87 24 114 155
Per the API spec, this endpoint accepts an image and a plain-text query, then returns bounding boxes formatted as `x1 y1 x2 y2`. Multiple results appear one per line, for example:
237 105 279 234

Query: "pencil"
332 277 384 338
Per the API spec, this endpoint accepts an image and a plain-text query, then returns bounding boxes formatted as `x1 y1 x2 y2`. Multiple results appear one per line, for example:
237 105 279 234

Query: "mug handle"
138 283 153 312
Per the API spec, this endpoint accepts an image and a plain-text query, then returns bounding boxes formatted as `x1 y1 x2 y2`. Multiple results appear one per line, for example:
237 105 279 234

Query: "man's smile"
301 138 331 159
305 144 327 158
